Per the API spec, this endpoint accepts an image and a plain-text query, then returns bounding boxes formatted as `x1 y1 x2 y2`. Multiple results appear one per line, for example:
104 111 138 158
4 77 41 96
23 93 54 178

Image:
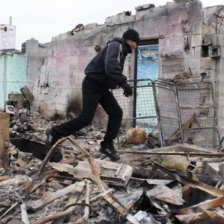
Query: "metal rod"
152 81 164 147
117 150 224 157
174 84 184 143
154 85 176 91
210 81 221 146
160 115 179 120
177 88 212 91
179 105 214 109
185 127 216 130
124 115 157 120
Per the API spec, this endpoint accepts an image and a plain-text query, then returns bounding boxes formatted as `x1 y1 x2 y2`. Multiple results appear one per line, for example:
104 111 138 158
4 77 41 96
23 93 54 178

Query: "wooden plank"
27 181 85 211
171 113 196 141
0 112 9 170
74 159 133 186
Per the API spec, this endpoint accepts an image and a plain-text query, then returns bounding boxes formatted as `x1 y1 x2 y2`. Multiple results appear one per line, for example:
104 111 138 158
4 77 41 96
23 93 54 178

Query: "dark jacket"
85 38 132 89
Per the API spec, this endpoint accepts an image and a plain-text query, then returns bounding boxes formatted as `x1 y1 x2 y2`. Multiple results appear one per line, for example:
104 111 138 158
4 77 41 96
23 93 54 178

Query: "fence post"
152 81 164 147
174 84 184 143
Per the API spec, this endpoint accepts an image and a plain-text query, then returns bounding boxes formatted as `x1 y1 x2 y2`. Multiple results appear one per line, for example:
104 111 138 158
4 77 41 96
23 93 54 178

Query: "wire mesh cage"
112 79 157 133
112 78 219 148
153 80 182 145
176 81 219 147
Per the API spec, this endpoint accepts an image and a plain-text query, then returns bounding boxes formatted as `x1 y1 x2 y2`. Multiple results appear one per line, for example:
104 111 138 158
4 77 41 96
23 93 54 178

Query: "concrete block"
84 23 99 30
184 46 201 58
191 35 202 47
135 9 150 21
164 37 184 51
200 57 215 70
191 21 202 34
105 13 135 26
185 69 201 76
184 58 200 70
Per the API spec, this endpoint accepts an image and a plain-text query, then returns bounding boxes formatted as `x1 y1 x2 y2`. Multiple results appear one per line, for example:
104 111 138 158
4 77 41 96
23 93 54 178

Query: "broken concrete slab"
20 86 34 103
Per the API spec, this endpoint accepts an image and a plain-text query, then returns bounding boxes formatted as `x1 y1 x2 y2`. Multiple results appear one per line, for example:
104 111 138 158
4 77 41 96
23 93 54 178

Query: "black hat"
122 29 140 43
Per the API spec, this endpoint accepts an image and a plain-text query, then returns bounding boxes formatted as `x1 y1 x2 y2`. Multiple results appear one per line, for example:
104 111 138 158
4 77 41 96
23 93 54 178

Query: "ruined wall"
135 1 203 78
31 24 134 120
202 6 224 138
29 0 204 121
24 39 48 113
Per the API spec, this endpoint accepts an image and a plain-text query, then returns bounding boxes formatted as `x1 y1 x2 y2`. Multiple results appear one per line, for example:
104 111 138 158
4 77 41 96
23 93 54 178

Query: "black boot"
99 141 120 161
45 128 63 162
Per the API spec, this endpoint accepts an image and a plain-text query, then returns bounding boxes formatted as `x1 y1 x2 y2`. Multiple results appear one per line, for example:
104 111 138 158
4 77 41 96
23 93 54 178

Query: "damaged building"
1 0 224 223
1 0 223 147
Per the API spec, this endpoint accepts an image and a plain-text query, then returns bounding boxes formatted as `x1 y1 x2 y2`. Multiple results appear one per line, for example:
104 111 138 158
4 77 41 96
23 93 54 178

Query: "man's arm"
104 41 127 84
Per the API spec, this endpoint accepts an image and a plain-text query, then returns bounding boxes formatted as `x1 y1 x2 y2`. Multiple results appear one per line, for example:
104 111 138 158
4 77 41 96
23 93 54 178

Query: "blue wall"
0 53 27 109
136 44 159 131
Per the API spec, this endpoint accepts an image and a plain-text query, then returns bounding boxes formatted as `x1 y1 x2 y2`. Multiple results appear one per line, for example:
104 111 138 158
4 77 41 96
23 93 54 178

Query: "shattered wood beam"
0 175 31 187
0 112 10 170
176 209 224 224
21 201 29 224
0 202 18 220
24 137 67 199
65 179 85 208
104 192 126 215
33 181 86 224
34 188 112 224
171 113 196 141
174 197 224 215
154 162 224 197
89 189 113 203
15 191 29 224
33 205 77 224
27 181 85 211
67 137 139 224
68 137 105 192
69 179 90 224
38 137 67 174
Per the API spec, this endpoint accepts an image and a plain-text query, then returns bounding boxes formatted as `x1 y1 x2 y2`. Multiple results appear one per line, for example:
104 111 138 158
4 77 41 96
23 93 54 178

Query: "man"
45 28 140 161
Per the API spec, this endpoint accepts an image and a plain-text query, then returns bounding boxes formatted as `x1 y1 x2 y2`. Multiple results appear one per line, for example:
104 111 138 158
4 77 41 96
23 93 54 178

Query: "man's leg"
46 77 101 148
99 91 123 161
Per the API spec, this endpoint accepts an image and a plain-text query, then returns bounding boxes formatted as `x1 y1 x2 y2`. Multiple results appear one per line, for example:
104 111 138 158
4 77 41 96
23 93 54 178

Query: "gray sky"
0 0 223 49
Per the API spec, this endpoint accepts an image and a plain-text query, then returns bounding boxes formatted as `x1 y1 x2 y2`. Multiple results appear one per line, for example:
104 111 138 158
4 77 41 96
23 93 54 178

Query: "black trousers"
52 76 123 143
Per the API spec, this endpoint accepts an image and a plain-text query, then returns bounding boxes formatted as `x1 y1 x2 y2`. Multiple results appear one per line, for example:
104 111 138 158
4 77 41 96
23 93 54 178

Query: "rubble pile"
1 115 224 223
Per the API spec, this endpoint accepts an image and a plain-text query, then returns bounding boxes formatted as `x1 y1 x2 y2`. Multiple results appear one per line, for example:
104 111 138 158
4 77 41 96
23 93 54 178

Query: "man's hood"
107 38 132 54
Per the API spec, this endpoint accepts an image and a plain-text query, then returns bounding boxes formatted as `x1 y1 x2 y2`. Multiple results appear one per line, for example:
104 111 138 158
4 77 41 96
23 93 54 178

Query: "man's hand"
120 81 132 97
